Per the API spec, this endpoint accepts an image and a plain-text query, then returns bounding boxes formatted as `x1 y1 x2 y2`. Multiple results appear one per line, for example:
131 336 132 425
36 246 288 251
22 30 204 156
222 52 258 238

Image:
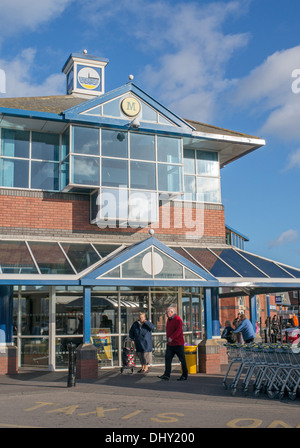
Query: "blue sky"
1 0 300 267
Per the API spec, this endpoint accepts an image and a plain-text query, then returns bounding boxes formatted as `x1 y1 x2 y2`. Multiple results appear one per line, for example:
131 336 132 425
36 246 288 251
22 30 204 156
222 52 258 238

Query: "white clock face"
77 67 100 90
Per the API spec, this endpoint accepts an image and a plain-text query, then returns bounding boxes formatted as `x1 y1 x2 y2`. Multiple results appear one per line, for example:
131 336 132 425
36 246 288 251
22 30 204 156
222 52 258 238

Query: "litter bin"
184 345 197 374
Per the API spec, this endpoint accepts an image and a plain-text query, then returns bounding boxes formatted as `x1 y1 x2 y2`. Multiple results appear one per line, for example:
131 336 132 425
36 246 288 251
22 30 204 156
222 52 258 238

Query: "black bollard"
67 343 76 387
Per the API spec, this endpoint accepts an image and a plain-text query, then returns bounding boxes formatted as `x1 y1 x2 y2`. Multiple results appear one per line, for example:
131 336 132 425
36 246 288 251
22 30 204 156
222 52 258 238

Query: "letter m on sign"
126 101 136 112
0 69 6 94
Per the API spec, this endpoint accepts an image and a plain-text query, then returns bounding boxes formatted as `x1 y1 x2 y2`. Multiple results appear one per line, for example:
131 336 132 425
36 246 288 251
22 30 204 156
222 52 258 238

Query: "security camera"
130 117 140 129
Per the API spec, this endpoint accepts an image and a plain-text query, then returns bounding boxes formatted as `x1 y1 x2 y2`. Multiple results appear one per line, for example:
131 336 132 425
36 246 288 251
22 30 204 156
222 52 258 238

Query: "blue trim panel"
0 107 64 122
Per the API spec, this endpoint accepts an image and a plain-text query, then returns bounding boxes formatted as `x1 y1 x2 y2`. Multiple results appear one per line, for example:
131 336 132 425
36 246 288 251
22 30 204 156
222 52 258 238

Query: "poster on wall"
91 328 112 364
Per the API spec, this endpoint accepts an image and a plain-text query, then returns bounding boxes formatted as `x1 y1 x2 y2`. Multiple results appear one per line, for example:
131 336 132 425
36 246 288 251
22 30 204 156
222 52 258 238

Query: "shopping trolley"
222 343 243 390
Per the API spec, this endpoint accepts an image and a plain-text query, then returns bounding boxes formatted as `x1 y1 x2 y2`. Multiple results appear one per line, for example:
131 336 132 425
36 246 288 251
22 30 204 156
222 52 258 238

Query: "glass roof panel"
182 248 240 277
277 264 300 279
28 242 74 275
154 250 183 279
214 249 267 278
236 250 294 278
0 241 38 274
93 244 122 258
60 243 100 273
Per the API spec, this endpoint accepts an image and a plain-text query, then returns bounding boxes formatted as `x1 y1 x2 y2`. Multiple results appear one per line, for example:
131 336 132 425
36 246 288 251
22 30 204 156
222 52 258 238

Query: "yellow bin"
184 345 197 374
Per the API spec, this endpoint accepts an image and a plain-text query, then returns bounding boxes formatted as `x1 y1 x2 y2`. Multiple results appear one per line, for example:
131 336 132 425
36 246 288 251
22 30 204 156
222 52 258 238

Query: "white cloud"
285 148 300 170
0 0 73 37
0 49 65 97
81 0 251 123
232 46 300 140
268 229 298 249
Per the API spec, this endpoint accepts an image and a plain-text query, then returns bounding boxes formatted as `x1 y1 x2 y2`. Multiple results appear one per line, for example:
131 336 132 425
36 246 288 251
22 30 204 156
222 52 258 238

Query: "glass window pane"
0 241 38 274
1 129 29 158
61 243 100 272
154 250 183 279
197 177 220 203
122 249 152 278
0 158 29 188
61 156 69 189
102 158 128 187
130 161 156 190
72 126 99 155
184 175 196 201
196 151 219 176
129 191 158 223
83 105 102 117
141 103 157 122
28 242 74 274
158 164 182 192
183 149 195 174
31 161 59 190
62 127 70 160
130 133 155 161
32 132 59 161
72 155 99 185
99 188 128 219
93 244 121 258
102 98 121 117
101 129 128 158
157 136 182 163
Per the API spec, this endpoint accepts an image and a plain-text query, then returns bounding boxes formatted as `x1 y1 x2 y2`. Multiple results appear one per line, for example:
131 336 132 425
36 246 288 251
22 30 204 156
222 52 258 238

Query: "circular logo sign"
121 97 141 117
78 67 100 90
142 252 164 276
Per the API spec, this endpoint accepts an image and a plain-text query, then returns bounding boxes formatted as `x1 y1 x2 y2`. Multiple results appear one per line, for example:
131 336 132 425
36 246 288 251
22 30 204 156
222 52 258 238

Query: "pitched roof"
0 94 260 140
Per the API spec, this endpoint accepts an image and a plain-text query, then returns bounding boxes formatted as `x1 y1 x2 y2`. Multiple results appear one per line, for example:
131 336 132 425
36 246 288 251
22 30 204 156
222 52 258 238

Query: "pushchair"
120 337 135 374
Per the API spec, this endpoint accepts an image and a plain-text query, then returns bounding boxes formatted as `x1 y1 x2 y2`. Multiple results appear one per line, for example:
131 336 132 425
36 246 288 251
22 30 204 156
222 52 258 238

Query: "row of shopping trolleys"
222 342 300 400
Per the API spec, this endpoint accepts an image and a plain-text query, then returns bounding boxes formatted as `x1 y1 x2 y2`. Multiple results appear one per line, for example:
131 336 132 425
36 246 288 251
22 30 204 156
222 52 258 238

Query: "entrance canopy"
1 237 300 293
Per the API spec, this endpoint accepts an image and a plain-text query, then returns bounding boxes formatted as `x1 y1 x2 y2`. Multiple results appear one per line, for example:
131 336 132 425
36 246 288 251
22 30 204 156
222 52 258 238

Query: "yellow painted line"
0 423 42 428
121 410 143 420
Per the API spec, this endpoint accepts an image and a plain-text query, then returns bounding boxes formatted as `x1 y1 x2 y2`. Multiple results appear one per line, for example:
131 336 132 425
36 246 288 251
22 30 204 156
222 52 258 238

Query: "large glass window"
31 161 59 190
158 164 182 192
32 132 59 161
102 129 128 158
182 144 220 203
130 133 155 161
130 161 156 190
72 155 99 185
72 126 99 155
1 129 29 158
0 158 29 188
102 158 128 187
157 136 182 163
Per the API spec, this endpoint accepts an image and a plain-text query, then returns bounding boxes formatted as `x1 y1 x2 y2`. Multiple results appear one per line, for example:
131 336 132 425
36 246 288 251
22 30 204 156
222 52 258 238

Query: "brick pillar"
76 344 98 379
0 346 18 375
198 339 221 374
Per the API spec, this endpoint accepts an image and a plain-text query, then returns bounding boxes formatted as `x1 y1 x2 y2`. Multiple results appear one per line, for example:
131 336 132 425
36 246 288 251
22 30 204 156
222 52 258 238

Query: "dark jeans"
164 345 188 378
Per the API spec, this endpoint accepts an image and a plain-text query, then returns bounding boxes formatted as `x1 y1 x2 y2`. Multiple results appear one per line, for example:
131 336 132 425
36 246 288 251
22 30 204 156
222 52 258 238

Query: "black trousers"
164 345 188 378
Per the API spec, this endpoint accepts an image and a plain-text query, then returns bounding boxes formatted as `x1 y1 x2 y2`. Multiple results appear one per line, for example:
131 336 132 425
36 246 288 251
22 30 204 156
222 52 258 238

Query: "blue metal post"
249 294 257 332
211 287 220 337
204 288 212 340
266 294 270 317
0 286 13 344
83 286 91 344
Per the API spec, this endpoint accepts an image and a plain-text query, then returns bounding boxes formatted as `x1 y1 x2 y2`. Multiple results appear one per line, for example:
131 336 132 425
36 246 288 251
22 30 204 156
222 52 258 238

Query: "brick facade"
0 189 225 245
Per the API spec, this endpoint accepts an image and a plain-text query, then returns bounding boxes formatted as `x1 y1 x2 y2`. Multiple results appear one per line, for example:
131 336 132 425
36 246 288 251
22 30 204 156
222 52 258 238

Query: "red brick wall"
0 194 225 240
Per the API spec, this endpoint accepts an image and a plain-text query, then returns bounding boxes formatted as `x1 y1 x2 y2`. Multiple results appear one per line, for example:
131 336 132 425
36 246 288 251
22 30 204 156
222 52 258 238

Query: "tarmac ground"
0 364 299 433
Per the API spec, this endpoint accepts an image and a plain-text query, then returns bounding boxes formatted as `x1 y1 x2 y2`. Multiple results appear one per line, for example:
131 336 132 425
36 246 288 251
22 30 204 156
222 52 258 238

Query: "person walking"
158 306 188 381
129 312 154 373
233 313 255 343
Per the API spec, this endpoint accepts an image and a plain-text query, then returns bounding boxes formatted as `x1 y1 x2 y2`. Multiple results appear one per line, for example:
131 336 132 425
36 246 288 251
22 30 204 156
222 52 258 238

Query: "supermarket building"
1 52 300 377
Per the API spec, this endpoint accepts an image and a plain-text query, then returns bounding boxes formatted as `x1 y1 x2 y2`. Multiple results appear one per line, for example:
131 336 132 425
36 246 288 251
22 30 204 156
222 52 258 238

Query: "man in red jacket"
158 306 188 381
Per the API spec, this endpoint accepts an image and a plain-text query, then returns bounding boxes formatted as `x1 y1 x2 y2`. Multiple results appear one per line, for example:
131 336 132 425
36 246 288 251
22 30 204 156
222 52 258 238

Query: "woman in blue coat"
129 312 155 373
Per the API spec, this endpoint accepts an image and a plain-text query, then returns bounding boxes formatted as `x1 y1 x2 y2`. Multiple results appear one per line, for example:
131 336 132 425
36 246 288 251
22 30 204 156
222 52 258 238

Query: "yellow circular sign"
121 97 141 117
